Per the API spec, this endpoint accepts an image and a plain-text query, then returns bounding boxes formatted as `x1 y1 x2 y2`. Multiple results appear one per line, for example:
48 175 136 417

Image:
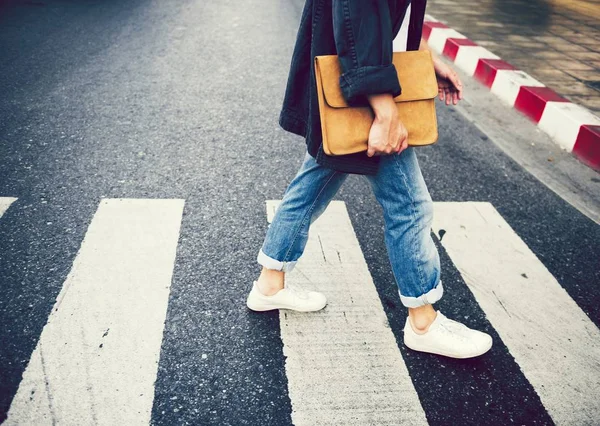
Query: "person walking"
246 0 493 359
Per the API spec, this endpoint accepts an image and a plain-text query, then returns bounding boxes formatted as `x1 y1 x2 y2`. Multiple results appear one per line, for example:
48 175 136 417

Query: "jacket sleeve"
332 0 401 105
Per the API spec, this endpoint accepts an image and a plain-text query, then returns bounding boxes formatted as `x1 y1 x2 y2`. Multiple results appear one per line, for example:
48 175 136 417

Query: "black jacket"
279 0 427 175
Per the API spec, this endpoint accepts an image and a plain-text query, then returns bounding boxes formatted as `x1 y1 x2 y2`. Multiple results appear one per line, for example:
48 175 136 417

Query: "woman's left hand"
433 59 463 105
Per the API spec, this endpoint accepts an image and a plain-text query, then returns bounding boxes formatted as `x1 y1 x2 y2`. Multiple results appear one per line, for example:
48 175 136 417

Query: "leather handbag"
314 50 439 156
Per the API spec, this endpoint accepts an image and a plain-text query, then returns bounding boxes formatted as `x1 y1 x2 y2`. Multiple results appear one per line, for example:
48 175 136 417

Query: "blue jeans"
257 149 443 308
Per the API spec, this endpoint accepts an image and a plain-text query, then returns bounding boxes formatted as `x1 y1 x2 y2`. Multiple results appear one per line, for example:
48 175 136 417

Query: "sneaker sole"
403 337 493 359
246 300 278 312
246 299 327 313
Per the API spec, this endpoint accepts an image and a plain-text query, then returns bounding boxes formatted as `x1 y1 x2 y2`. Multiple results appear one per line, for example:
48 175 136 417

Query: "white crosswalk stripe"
5 198 185 426
432 201 600 425
267 200 428 426
0 197 17 218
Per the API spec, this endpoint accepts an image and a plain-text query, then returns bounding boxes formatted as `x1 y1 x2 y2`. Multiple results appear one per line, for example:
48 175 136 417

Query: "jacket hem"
279 109 307 138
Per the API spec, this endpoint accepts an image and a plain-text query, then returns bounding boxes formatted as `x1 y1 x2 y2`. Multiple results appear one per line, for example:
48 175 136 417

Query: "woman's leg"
253 150 348 298
365 148 442 317
365 148 492 358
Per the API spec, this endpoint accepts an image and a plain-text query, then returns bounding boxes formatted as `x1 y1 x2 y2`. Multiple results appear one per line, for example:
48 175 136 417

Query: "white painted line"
0 197 17 218
6 198 185 426
490 70 545 106
267 200 427 426
454 46 499 76
432 201 600 426
538 102 600 152
427 28 466 54
424 14 439 22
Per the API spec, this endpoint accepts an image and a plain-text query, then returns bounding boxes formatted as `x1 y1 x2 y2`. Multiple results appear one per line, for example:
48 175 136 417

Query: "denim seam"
311 0 325 31
342 0 359 68
282 170 339 262
392 153 428 296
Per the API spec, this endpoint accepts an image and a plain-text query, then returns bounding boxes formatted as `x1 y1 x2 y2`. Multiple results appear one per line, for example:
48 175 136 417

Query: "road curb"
423 15 600 171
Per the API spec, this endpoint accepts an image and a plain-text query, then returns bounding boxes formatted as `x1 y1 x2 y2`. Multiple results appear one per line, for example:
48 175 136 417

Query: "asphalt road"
0 0 599 425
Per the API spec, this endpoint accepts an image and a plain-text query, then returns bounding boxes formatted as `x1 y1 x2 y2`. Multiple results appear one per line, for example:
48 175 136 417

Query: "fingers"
368 119 408 157
395 137 409 154
441 85 462 105
399 137 409 153
439 84 454 105
448 71 463 102
396 130 408 153
368 144 392 157
438 69 463 106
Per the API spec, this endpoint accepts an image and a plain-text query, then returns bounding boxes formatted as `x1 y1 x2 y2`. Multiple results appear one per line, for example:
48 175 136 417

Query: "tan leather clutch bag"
314 50 439 156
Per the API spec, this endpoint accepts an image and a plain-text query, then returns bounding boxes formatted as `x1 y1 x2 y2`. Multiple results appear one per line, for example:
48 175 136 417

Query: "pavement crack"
39 342 58 426
473 204 489 223
317 234 326 262
82 326 99 426
492 290 511 317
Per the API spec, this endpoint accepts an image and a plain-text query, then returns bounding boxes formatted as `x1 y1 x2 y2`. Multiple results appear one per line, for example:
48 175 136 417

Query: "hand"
366 93 409 157
433 58 463 105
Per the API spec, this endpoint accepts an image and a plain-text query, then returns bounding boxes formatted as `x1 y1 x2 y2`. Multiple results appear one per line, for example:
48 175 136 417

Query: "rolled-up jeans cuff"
399 280 444 308
257 249 297 273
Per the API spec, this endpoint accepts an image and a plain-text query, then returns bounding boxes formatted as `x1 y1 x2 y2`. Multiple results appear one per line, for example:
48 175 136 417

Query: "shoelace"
437 317 471 342
284 283 309 300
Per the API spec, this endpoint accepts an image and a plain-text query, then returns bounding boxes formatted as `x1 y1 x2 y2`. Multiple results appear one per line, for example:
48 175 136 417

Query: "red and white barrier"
423 16 600 171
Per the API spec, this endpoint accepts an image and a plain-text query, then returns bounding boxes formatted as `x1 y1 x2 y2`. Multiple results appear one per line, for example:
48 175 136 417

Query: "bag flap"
316 50 438 108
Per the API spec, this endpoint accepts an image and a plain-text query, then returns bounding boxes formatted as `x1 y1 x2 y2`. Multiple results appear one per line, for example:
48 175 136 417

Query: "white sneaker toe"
472 330 493 354
302 290 327 311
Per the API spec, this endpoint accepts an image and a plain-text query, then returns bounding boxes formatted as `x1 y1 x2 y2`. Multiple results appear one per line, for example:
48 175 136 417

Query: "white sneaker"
246 281 327 312
403 311 492 359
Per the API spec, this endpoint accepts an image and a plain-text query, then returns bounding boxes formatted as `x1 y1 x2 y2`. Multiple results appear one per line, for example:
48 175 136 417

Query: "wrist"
367 93 396 121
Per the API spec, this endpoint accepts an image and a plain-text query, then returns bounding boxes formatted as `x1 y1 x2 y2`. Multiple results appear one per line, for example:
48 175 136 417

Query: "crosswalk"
0 196 599 425
4 199 185 426
432 202 600 425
